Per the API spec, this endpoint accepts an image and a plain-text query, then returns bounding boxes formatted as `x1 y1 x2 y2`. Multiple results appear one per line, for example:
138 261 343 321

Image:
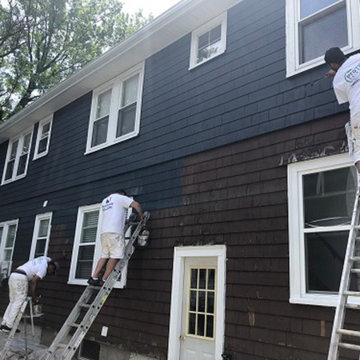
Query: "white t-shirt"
18 256 51 281
333 53 360 117
101 193 133 235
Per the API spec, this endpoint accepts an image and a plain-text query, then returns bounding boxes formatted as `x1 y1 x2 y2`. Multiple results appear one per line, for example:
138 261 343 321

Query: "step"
55 343 67 349
343 291 360 297
339 342 360 351
338 329 360 338
346 303 360 310
350 257 360 262
67 322 80 328
350 269 360 274
80 303 91 309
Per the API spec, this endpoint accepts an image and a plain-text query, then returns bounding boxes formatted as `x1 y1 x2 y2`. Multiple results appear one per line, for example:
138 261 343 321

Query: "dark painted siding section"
0 0 349 209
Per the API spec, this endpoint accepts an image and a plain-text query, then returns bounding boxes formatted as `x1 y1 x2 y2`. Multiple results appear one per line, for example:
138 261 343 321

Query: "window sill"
1 174 27 186
189 49 226 71
84 130 139 155
290 293 360 307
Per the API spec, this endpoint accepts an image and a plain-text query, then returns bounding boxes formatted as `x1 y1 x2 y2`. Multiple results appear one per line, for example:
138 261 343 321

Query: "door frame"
167 245 226 359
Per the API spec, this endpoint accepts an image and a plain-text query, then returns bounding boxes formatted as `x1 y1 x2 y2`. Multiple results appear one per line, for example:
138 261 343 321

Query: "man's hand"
326 69 336 77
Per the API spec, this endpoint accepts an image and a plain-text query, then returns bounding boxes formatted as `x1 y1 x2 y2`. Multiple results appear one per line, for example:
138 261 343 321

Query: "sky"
122 0 182 18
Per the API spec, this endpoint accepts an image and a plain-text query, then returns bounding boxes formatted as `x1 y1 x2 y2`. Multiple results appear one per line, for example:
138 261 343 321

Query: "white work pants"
1 273 28 328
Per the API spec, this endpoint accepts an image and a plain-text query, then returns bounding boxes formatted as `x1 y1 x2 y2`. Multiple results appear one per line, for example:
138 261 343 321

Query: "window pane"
38 219 50 237
197 25 222 63
300 0 339 18
300 5 347 64
35 239 46 257
206 315 214 338
22 133 31 152
117 103 136 137
91 117 108 147
16 155 27 176
5 225 16 247
199 269 206 289
191 269 198 288
209 25 221 45
0 227 3 246
190 290 197 312
207 292 214 313
96 90 111 120
197 314 205 336
188 313 196 335
42 122 50 135
305 231 348 292
198 291 206 312
208 269 215 290
81 211 99 244
76 245 95 278
303 167 356 227
4 249 12 261
5 160 14 180
38 138 48 154
122 75 139 107
9 140 18 159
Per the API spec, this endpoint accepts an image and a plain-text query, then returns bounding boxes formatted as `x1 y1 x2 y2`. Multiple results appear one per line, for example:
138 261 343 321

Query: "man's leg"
102 258 119 280
3 275 27 328
91 258 108 279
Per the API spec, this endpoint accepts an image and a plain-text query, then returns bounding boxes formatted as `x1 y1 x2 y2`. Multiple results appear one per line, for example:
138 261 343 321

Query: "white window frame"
167 245 226 359
85 63 145 154
0 219 19 277
29 212 52 260
69 204 131 288
288 153 360 307
1 128 33 185
286 0 360 77
33 115 53 160
189 13 227 70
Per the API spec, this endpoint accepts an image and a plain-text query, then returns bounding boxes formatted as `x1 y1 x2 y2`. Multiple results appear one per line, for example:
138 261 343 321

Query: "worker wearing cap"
324 47 360 173
0 256 59 333
88 189 143 287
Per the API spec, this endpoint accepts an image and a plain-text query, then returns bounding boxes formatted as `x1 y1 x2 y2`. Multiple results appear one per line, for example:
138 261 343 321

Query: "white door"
179 257 217 360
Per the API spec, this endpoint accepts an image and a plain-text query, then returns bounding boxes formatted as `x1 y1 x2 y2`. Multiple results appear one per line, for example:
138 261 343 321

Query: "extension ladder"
42 211 150 360
328 180 360 359
0 296 33 360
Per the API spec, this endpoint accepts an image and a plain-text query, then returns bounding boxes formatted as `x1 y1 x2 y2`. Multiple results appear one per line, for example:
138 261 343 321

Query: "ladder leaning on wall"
328 177 360 359
41 211 150 360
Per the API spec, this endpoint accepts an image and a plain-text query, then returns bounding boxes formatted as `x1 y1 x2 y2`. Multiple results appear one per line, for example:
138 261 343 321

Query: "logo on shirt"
102 197 113 211
345 62 360 86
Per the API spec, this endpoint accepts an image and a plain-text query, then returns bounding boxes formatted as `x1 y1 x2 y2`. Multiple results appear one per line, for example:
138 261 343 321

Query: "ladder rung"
346 303 360 310
55 343 67 349
80 303 91 308
350 269 360 274
350 257 360 262
339 342 360 351
338 329 360 338
88 285 102 290
343 291 360 297
68 322 80 328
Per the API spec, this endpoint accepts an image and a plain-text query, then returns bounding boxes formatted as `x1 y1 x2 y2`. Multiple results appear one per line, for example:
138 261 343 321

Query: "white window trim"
1 128 33 185
85 63 145 154
287 153 360 307
167 245 226 359
286 0 360 77
189 13 227 70
29 212 52 260
68 204 131 288
0 219 19 277
33 115 53 160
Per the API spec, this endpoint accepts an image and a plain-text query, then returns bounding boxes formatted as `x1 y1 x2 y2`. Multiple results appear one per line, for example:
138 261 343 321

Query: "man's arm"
130 200 143 220
29 276 41 302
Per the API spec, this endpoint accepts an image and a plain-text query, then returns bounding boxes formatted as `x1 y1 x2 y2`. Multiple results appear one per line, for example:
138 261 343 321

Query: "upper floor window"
288 154 357 306
86 63 144 153
286 0 360 76
0 219 18 278
30 212 52 259
2 129 33 185
34 116 53 159
189 13 227 69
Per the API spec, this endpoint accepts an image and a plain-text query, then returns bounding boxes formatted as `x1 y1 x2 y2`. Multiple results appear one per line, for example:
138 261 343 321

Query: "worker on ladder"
325 47 360 176
88 189 143 287
0 256 59 333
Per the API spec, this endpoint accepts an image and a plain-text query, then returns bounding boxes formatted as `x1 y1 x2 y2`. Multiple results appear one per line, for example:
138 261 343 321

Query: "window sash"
2 130 33 184
34 117 52 159
0 220 18 277
86 64 144 153
30 213 52 259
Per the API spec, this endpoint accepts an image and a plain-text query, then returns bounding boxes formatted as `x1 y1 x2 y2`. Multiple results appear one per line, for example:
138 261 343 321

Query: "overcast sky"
122 0 181 17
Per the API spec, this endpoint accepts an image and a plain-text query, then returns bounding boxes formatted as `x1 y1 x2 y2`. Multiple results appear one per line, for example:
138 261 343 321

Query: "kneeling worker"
88 189 143 286
1 256 59 333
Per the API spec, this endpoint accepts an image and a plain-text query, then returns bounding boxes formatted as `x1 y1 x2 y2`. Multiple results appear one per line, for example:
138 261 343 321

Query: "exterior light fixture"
137 229 150 247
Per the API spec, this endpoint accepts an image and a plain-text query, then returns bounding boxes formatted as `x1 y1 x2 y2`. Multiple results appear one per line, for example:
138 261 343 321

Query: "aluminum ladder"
0 296 33 360
42 211 150 360
328 180 360 359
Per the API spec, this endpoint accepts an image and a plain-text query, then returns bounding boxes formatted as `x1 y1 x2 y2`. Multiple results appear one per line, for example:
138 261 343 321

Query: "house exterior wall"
0 0 355 359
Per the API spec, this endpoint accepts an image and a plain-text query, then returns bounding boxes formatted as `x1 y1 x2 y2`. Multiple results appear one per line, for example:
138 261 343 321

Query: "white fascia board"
0 0 242 144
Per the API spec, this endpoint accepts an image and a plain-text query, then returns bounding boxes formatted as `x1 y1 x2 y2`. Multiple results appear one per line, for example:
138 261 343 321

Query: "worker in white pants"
2 273 28 330
1 256 59 333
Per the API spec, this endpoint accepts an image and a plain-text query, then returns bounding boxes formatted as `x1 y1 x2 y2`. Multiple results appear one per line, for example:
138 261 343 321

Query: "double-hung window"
34 116 53 159
2 129 33 184
189 13 227 69
30 213 52 259
0 220 18 278
69 204 131 288
288 154 357 306
286 0 360 76
86 63 144 153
